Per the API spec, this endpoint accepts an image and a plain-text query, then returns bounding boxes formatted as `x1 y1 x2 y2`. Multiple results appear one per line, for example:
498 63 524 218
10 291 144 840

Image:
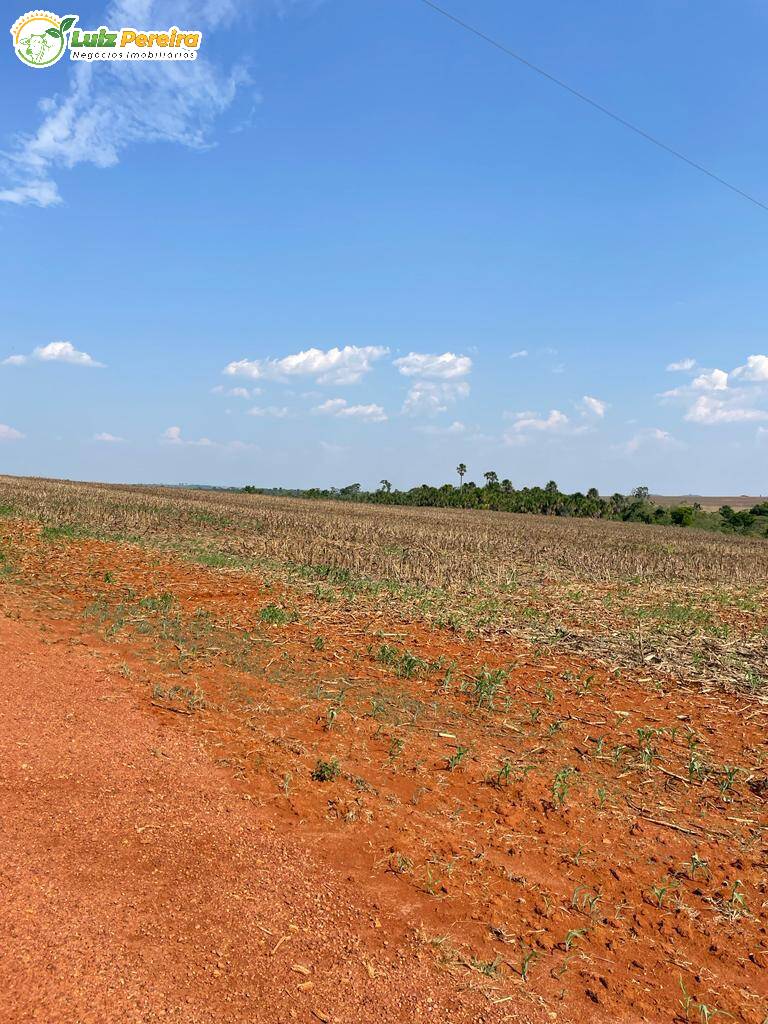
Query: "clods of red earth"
1 519 767 1023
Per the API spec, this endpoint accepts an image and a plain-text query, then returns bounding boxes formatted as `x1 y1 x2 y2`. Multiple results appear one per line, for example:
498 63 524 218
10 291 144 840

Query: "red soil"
0 611 537 1024
1 522 767 1023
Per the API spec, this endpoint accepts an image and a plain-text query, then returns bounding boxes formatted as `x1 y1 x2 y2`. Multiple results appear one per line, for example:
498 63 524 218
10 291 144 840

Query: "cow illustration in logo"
11 11 77 67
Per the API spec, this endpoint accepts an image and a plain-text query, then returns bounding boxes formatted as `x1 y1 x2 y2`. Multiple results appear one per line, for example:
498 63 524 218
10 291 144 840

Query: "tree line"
243 469 768 537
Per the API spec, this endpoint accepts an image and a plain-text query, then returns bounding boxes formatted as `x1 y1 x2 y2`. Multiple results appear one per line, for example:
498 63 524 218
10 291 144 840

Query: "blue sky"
1 0 767 493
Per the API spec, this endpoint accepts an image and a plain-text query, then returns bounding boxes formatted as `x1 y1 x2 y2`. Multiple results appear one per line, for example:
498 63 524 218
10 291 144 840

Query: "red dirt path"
0 613 536 1024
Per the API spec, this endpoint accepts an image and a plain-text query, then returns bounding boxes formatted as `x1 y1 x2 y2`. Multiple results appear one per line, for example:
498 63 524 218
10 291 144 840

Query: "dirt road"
0 612 531 1024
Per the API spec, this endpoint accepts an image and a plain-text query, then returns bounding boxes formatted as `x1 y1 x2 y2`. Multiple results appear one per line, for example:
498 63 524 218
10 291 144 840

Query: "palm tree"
379 479 392 493
457 463 467 488
543 479 560 515
483 470 499 487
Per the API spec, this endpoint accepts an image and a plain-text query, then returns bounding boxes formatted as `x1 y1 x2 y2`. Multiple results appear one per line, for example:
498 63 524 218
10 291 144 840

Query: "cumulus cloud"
503 409 579 445
621 427 680 455
160 424 253 449
247 405 288 418
393 352 472 380
666 358 696 372
417 420 466 436
691 368 728 391
94 432 124 442
661 354 768 424
0 423 24 441
510 350 528 359
401 380 469 416
3 341 103 367
685 395 768 425
0 0 266 207
580 395 608 417
511 410 570 432
395 352 472 416
314 398 387 422
162 426 183 444
732 354 768 382
161 425 213 446
211 385 260 398
225 345 388 386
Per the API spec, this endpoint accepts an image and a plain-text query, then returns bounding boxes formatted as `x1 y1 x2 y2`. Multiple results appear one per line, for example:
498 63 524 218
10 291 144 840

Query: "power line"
417 0 768 213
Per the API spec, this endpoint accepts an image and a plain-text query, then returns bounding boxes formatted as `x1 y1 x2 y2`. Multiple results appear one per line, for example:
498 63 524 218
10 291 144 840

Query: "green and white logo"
11 10 77 67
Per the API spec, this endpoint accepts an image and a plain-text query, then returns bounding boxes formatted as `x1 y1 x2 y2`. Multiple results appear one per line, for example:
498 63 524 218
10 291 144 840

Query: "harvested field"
653 495 767 512
1 475 767 1023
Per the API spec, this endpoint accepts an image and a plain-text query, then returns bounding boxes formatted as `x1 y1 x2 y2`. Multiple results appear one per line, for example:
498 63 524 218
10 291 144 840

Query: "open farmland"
652 495 767 512
1 475 767 1023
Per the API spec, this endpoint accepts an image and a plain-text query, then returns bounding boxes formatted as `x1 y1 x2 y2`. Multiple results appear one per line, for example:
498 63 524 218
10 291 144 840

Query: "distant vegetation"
243 475 768 538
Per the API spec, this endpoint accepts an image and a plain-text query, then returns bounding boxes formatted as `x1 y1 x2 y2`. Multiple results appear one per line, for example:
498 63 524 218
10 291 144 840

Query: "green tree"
670 505 694 527
457 463 467 488
720 505 755 534
543 480 560 515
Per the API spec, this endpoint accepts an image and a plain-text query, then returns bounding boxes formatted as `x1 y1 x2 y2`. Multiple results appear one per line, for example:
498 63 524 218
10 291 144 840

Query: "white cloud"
732 354 768 382
211 385 259 398
395 352 472 416
418 420 466 436
0 423 24 441
162 426 183 444
685 395 768 425
580 395 608 417
3 341 103 367
393 352 472 380
314 398 387 422
0 1 255 207
160 424 252 451
0 180 61 206
660 355 768 425
247 405 289 418
36 341 103 366
621 427 679 455
692 368 728 391
225 345 388 386
666 358 696 372
503 409 579 445
94 432 124 443
510 350 528 359
402 380 469 416
510 409 570 433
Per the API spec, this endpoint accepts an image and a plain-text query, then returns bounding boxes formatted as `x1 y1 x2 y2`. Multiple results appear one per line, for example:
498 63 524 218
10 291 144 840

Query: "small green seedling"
311 757 340 782
563 928 586 951
447 745 469 771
